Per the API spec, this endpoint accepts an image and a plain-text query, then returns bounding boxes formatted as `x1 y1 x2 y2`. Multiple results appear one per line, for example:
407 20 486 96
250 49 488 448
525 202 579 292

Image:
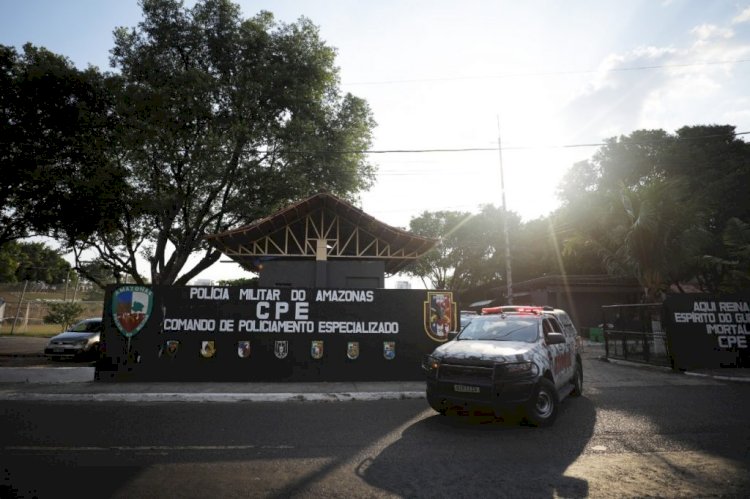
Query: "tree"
14 242 72 284
0 242 21 282
703 218 750 292
557 125 750 297
0 241 72 284
512 214 605 282
73 0 376 286
404 206 522 293
44 301 84 332
76 258 127 289
0 44 126 247
217 277 259 287
405 210 475 290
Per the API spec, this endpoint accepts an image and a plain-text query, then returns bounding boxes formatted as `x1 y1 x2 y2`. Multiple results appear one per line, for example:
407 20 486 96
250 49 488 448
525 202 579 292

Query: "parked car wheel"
524 378 558 427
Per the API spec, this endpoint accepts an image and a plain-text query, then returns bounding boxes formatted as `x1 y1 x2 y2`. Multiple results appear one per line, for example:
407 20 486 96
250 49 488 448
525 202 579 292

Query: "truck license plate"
454 384 480 393
53 348 64 353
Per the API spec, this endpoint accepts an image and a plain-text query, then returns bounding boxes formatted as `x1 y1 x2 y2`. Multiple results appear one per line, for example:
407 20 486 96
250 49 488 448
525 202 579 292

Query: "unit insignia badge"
311 340 324 360
346 341 360 360
112 285 154 338
423 291 457 343
165 340 179 357
237 340 251 359
383 341 396 360
274 340 288 359
200 340 216 358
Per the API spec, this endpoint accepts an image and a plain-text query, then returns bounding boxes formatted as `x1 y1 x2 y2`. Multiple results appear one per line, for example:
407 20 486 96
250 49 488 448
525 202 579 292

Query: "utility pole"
497 117 513 304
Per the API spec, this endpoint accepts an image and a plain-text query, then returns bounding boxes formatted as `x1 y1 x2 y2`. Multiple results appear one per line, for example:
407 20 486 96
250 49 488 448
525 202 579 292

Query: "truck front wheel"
524 378 558 426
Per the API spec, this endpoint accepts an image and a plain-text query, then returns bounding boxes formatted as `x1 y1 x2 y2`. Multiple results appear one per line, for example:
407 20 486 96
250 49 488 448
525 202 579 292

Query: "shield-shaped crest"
347 341 360 360
237 341 251 359
200 340 216 358
165 340 179 357
311 340 324 360
112 285 154 338
274 340 288 359
383 341 396 360
423 291 457 343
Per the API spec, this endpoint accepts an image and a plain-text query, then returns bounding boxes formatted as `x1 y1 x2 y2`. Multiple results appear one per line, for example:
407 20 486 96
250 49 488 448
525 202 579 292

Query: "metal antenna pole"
497 116 513 304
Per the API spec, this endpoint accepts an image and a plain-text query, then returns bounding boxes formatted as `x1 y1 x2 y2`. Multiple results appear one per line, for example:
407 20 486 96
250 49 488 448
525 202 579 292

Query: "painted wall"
96 285 456 382
663 293 750 369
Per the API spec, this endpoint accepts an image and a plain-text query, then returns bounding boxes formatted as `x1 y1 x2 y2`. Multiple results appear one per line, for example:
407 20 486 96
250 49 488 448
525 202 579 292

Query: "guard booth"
96 193 460 382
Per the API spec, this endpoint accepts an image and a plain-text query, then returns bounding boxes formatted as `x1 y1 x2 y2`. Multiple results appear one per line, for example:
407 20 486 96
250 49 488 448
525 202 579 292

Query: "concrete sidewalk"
0 380 427 402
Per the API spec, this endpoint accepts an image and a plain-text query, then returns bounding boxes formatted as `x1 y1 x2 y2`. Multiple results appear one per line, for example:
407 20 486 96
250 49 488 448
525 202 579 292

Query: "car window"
70 320 102 333
546 317 563 333
458 316 539 342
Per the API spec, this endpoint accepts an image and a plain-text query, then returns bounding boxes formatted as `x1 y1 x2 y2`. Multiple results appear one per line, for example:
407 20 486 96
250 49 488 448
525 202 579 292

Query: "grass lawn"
0 324 61 337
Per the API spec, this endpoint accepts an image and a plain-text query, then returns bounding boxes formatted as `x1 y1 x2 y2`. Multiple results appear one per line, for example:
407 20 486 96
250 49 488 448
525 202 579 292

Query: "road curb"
0 390 426 403
0 367 95 383
683 371 750 383
599 357 673 372
602 357 750 383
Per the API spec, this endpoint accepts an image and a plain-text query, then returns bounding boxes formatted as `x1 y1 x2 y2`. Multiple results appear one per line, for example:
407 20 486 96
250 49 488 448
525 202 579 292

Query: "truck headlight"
422 355 441 373
495 362 538 378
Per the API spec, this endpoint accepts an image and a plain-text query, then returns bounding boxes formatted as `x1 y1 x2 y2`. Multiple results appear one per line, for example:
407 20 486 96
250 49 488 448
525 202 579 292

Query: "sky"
2 0 750 285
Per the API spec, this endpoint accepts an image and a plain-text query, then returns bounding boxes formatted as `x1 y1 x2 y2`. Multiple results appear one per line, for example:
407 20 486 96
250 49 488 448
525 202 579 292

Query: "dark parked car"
44 317 103 361
423 306 582 426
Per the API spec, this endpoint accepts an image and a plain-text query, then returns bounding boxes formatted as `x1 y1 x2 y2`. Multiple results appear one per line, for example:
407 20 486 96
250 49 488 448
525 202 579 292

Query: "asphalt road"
2 354 750 498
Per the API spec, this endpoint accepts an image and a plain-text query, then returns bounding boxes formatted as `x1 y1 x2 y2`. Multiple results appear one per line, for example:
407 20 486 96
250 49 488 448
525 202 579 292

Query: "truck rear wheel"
571 362 583 397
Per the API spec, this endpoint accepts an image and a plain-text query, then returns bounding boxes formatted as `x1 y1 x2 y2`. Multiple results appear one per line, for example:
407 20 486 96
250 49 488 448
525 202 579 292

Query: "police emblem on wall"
423 291 457 342
347 341 360 360
311 340 324 359
164 340 179 357
274 340 288 359
383 341 395 360
237 341 251 359
112 285 154 338
201 340 216 358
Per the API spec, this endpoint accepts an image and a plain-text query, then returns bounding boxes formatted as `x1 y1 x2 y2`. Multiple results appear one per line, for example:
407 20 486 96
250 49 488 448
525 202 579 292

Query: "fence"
601 303 672 367
0 282 104 334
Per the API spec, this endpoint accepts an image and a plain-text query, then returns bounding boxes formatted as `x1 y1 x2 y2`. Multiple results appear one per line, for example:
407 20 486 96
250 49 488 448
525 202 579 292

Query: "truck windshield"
458 316 538 342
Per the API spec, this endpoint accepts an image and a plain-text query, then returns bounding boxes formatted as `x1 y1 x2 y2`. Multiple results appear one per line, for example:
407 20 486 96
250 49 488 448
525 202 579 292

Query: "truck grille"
438 363 494 384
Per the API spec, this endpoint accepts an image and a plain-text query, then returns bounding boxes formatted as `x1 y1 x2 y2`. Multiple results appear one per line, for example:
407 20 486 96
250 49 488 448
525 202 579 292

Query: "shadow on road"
360 396 597 498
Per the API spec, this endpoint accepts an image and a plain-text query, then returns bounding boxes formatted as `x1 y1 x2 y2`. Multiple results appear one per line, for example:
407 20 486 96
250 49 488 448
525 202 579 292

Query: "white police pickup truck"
422 306 583 426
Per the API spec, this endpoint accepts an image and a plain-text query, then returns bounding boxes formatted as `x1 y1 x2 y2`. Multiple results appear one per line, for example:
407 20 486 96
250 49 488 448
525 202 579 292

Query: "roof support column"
315 239 328 288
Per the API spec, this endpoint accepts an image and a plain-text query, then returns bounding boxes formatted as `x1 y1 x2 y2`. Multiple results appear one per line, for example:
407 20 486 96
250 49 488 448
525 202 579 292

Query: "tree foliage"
405 205 604 295
0 44 126 246
407 125 748 301
70 0 375 286
217 277 259 287
44 301 85 332
558 125 750 298
405 210 478 290
0 241 71 284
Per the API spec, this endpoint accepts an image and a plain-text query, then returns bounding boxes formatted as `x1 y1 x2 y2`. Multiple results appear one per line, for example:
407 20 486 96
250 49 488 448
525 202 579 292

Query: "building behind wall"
462 275 643 329
511 275 643 329
259 260 385 289
205 192 436 290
